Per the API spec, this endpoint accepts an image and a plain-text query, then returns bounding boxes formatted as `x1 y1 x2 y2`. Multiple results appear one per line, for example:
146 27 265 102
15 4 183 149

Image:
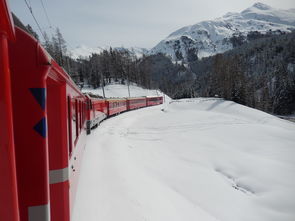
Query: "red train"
0 1 163 221
86 96 163 134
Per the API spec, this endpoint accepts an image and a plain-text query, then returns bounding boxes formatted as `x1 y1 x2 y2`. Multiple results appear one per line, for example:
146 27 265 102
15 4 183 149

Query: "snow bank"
73 98 295 221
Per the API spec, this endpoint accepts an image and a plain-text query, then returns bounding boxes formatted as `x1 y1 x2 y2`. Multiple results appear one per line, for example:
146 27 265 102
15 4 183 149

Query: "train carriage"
106 98 128 116
146 96 163 106
127 97 147 110
86 96 108 134
8 24 87 221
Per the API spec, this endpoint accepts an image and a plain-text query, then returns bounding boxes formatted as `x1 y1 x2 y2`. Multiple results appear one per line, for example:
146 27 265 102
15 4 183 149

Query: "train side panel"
46 76 70 221
9 27 51 221
49 61 87 220
8 26 87 221
46 63 87 221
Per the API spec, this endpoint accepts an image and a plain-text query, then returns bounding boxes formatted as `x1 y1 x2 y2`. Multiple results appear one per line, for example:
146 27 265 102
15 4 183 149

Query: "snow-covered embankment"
73 98 295 221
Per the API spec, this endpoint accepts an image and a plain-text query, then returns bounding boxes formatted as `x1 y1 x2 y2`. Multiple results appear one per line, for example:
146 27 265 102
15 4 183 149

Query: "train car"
0 1 20 221
8 22 87 221
106 98 127 116
146 96 163 106
127 97 147 111
86 96 108 134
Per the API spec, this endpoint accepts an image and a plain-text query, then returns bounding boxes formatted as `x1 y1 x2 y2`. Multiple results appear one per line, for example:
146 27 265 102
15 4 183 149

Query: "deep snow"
73 98 295 221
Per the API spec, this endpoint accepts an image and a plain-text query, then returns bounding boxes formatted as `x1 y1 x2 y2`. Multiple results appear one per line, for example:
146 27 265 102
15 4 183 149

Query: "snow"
70 46 148 60
70 45 105 59
150 2 295 61
73 96 295 221
82 84 163 98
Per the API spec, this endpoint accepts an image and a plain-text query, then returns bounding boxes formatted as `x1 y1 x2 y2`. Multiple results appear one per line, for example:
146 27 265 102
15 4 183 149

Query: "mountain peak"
150 2 295 62
252 2 272 10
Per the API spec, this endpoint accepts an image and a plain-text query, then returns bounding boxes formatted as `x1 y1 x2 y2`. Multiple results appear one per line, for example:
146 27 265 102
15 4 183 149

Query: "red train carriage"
8 23 87 221
146 96 163 106
85 95 108 134
0 1 20 220
127 97 147 110
106 98 127 116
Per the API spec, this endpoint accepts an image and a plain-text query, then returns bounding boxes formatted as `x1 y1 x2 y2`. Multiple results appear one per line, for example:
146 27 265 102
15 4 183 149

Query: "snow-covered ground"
73 97 295 221
82 84 163 98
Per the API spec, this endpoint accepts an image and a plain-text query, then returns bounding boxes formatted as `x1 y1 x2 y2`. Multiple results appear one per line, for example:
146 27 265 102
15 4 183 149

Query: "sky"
9 0 295 49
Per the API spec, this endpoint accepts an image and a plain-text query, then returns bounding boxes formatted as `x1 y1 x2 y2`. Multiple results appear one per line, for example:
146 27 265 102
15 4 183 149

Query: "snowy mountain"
150 2 295 62
70 45 148 59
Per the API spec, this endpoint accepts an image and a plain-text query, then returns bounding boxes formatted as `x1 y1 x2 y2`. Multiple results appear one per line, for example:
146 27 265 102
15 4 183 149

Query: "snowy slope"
73 98 295 221
70 45 105 59
71 45 148 59
82 84 163 98
150 2 295 62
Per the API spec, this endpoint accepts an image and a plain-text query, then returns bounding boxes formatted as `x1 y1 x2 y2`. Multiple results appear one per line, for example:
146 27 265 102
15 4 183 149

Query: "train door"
46 77 70 221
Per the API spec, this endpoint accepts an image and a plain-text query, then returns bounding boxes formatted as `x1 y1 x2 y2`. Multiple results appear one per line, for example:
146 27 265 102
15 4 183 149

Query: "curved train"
0 1 163 221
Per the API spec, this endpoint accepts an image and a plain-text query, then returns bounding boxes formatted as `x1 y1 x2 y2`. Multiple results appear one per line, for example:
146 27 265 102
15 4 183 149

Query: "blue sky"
9 0 295 49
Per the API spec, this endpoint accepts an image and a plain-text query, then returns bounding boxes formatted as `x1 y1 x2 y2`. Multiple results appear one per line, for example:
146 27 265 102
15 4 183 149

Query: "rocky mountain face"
149 2 295 62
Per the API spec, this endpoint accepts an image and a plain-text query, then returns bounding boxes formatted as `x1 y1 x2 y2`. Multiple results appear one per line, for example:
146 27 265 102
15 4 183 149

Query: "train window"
71 98 77 144
84 102 86 123
68 97 73 155
81 102 83 128
78 101 81 131
90 100 93 110
78 101 80 132
79 101 82 130
82 102 84 125
84 102 86 122
75 100 79 137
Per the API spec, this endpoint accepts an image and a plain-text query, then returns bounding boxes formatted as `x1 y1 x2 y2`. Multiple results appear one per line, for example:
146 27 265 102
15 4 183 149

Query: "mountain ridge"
70 45 148 59
149 2 295 62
